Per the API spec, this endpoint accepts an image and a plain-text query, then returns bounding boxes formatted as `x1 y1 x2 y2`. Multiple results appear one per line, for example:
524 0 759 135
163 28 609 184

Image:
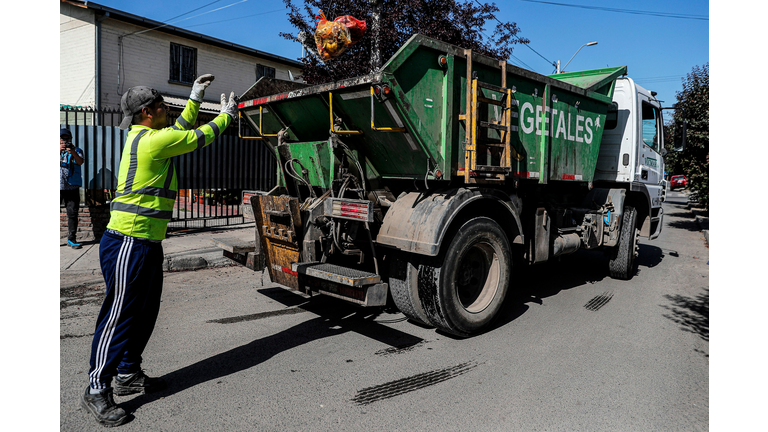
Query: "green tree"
280 0 528 85
664 63 709 209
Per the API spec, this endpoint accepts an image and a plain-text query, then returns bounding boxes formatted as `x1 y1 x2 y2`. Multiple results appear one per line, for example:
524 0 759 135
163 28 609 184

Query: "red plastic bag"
334 15 367 45
314 10 351 61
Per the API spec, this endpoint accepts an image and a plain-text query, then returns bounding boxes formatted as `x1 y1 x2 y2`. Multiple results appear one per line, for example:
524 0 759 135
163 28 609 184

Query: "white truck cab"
596 77 666 240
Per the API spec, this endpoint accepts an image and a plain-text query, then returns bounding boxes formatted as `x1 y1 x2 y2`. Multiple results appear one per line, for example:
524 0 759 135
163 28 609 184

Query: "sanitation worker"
80 74 238 427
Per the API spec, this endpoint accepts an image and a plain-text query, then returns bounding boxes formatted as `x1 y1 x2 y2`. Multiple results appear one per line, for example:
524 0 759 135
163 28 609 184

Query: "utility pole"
369 0 381 72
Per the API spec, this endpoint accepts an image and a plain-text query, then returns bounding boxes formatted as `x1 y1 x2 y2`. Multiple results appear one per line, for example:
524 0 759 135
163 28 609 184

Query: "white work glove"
220 92 237 119
190 74 215 102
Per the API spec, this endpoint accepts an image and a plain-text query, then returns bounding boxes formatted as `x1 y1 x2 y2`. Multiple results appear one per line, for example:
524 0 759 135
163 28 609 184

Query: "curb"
688 201 709 245
163 248 237 272
60 249 240 290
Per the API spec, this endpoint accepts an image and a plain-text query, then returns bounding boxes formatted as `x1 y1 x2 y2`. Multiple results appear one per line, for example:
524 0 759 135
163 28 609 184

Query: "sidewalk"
60 223 258 289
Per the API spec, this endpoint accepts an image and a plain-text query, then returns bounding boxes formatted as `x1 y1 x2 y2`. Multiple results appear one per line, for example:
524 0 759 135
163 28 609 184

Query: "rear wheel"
418 217 511 337
389 252 431 326
608 205 639 280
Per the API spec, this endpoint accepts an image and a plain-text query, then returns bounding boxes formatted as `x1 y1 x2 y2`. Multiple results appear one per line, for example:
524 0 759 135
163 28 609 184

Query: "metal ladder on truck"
460 50 522 184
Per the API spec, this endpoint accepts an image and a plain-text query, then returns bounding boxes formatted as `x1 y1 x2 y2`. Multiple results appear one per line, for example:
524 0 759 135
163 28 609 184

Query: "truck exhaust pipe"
552 233 581 258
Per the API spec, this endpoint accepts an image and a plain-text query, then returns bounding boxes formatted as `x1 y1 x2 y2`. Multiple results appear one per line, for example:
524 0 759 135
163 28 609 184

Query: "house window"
256 64 275 80
170 43 197 85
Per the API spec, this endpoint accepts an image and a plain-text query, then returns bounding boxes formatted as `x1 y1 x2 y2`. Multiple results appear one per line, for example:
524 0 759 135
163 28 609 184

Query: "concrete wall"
60 3 304 110
60 3 96 107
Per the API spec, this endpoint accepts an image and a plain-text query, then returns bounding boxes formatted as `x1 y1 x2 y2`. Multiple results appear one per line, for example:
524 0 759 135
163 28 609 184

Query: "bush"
664 63 708 210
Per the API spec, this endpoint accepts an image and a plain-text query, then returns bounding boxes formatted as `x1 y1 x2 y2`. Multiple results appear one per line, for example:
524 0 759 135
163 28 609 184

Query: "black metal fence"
61 106 277 229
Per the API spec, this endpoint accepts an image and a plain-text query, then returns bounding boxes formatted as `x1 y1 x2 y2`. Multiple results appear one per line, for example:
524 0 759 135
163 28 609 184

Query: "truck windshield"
641 101 661 151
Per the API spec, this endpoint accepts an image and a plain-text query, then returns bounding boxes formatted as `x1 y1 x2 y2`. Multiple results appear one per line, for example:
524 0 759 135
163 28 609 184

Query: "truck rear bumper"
292 262 388 307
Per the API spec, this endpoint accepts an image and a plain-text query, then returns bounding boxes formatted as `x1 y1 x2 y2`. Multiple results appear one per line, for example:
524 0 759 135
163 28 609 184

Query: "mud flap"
251 195 303 291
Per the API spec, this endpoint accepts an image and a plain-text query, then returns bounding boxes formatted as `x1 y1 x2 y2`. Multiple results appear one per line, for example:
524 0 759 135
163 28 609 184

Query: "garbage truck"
236 34 683 337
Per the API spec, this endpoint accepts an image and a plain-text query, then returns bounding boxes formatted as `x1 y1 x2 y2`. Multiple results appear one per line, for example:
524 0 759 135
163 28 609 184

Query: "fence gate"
61 106 277 230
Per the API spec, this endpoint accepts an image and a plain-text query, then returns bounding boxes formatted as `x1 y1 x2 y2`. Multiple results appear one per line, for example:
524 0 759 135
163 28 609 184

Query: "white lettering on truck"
556 109 567 139
521 102 535 134
584 117 593 144
520 101 598 144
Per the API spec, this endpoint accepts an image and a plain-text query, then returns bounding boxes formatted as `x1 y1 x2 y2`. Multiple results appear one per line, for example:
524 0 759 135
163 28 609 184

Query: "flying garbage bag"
314 10 367 61
334 14 367 45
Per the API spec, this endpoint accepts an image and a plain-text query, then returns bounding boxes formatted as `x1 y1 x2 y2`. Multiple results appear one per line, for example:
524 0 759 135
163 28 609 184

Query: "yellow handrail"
329 92 363 135
238 107 279 140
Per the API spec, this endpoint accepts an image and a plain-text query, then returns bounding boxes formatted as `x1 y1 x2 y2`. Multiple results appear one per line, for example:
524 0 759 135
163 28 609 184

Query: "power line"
183 8 285 29
519 0 709 21
633 74 687 83
121 0 249 39
472 0 555 70
159 0 225 24
636 77 685 84
509 54 535 71
520 43 554 70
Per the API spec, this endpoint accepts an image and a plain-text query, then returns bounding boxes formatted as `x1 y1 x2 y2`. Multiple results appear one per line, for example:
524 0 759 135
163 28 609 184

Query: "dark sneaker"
114 370 166 396
68 240 82 249
80 385 128 427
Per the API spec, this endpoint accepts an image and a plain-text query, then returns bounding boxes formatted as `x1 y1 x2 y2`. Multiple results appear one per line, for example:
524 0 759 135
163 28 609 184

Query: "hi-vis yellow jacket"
107 99 231 241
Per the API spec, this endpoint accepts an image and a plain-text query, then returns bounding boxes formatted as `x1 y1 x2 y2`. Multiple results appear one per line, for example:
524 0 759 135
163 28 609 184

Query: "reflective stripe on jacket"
107 99 232 241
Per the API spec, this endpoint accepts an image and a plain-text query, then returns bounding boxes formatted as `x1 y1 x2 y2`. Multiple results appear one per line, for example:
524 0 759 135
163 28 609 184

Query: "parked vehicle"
670 175 687 190
237 34 685 337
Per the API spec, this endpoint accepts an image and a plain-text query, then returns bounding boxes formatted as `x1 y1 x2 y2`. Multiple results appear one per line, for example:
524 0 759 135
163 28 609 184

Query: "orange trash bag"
314 10 351 61
334 15 367 45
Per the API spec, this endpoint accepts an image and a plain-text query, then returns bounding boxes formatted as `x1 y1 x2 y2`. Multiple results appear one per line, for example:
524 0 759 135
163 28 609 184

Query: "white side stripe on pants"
90 235 134 389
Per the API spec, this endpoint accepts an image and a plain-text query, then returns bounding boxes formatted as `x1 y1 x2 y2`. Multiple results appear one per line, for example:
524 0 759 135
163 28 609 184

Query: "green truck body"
240 34 626 185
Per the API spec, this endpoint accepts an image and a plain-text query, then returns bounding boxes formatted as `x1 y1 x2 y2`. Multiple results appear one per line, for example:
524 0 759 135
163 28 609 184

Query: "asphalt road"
60 190 708 431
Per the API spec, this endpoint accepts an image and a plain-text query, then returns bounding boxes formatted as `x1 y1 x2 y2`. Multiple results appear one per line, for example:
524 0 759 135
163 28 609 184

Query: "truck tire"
418 217 511 337
389 252 431 326
608 205 639 280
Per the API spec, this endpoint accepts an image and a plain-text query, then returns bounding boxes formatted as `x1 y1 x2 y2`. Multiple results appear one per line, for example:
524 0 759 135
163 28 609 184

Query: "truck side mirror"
673 120 687 152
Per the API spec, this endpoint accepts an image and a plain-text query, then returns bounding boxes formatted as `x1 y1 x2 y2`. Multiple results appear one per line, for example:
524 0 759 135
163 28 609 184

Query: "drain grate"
352 361 477 405
584 292 614 311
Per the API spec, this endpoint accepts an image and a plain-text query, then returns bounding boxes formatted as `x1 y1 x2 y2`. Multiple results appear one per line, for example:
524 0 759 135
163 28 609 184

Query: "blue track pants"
88 230 164 390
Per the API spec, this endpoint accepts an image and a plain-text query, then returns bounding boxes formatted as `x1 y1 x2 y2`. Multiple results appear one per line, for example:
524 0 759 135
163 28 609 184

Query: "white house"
60 0 304 115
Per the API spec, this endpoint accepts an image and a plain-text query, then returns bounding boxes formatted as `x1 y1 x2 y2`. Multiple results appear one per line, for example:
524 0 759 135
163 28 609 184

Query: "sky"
85 0 709 114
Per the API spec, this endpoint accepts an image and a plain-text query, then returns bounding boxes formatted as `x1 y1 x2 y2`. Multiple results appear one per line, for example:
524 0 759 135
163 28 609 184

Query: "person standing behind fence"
80 74 238 427
60 127 84 249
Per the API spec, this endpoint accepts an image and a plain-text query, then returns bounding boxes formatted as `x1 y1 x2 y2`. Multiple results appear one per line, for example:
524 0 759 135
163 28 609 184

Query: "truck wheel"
608 205 639 280
389 252 431 326
418 217 511 337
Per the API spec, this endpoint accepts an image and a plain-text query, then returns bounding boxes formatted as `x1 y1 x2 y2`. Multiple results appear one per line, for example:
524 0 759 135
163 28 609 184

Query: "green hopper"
238 34 627 188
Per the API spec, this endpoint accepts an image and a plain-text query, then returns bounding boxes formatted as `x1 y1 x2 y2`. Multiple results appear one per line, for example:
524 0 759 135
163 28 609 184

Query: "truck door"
637 96 664 187
637 95 665 211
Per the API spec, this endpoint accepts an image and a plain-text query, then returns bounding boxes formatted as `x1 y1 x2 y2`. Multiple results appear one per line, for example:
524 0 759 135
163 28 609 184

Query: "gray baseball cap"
119 86 163 130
